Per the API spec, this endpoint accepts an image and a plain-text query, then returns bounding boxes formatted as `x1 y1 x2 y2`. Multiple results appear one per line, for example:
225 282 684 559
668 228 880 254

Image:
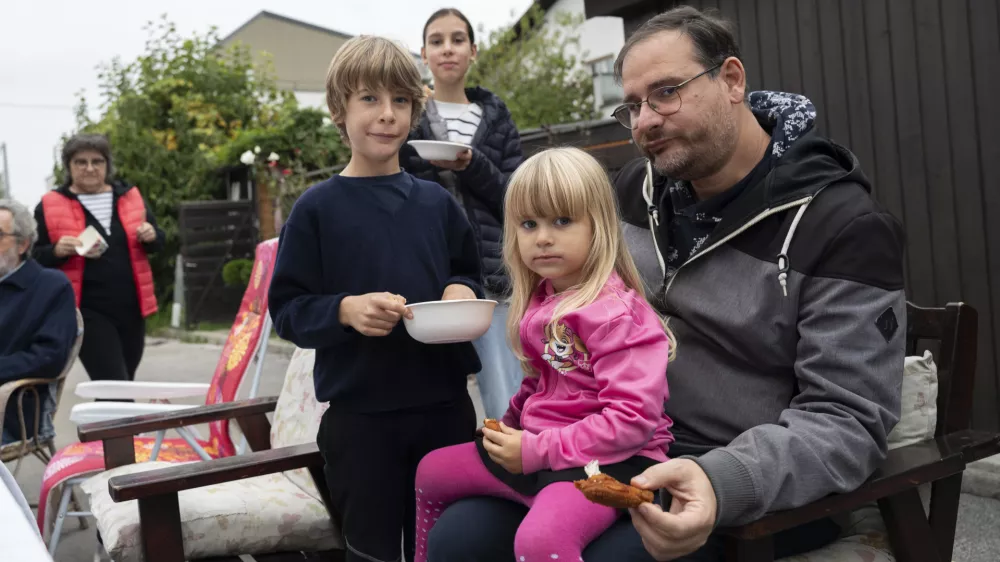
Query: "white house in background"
537 0 626 117
219 11 431 111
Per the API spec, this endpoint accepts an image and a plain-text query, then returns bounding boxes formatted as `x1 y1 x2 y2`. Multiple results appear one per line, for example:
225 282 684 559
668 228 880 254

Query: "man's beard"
0 247 19 278
640 102 739 182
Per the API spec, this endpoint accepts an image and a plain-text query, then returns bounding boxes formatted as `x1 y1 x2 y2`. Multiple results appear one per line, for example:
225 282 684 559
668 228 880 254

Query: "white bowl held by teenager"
406 140 472 162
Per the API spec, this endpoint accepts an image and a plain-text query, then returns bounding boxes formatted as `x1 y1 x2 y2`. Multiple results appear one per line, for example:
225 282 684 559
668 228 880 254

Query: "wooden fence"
178 200 259 327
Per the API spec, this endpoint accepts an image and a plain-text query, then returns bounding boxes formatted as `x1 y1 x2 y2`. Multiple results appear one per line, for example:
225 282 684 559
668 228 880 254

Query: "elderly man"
427 6 906 561
0 198 78 445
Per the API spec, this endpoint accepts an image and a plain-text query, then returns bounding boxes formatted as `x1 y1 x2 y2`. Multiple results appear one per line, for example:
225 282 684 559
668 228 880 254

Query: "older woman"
33 133 164 383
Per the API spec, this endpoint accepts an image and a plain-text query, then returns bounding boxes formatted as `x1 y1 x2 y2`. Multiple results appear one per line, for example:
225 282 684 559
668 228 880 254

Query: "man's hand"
430 149 472 171
481 421 523 474
338 292 413 337
628 459 718 561
54 236 82 258
137 222 156 243
441 283 476 301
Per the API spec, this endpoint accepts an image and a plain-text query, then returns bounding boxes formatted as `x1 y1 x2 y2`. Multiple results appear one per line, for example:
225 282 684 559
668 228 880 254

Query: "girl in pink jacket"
413 147 675 561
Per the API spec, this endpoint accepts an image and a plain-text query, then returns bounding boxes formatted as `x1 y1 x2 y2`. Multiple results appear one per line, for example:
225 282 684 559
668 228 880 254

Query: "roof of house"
511 0 569 41
220 10 420 57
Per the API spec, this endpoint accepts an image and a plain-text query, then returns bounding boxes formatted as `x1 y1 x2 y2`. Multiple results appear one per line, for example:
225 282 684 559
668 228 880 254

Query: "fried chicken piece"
483 418 502 432
574 460 655 509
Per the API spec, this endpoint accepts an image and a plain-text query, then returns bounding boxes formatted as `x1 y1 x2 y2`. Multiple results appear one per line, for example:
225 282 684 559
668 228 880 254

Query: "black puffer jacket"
399 86 523 296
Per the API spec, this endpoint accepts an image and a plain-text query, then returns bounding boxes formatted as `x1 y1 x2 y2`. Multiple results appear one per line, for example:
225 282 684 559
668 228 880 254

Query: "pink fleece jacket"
500 272 674 474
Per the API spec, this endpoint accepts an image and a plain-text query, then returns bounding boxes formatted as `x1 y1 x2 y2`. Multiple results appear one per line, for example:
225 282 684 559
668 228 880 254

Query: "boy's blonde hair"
502 147 677 376
325 35 427 141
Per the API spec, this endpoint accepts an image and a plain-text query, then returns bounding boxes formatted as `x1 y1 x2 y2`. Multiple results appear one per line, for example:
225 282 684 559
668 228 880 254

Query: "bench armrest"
107 442 322 502
721 429 1000 540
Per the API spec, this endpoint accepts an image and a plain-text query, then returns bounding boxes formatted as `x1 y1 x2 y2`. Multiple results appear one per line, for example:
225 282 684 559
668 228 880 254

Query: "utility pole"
0 142 9 198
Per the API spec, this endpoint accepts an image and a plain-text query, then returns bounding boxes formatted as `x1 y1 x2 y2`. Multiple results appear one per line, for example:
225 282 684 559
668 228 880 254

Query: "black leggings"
78 309 146 383
317 395 477 562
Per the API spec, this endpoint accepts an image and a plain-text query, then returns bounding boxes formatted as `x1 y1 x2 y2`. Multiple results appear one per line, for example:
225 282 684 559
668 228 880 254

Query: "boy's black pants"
317 393 476 562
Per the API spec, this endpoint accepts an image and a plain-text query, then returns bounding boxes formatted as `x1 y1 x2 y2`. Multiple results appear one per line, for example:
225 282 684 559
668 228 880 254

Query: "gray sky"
0 0 532 209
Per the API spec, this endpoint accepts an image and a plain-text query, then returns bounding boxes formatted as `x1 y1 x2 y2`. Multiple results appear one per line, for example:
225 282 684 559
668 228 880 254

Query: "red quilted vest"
41 188 158 317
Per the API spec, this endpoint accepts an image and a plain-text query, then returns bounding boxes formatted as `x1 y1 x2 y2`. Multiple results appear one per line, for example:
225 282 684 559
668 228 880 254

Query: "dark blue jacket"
1 259 78 441
400 86 524 296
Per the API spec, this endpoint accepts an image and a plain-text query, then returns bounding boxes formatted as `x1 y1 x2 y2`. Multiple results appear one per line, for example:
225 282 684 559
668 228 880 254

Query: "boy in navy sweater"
267 35 484 562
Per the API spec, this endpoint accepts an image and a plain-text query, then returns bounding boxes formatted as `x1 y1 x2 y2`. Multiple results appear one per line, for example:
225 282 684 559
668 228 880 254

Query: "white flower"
254 146 261 154
268 152 280 162
239 150 255 165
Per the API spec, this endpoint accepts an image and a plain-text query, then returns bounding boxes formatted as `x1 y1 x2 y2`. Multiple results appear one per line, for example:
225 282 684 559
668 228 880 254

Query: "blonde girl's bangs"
504 151 596 222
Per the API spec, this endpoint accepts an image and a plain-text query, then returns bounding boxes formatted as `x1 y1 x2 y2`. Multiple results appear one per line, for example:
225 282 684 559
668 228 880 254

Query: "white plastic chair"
66 313 273 460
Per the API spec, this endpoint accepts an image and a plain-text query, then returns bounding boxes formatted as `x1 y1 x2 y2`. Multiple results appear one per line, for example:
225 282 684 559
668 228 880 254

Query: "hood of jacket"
645 91 871 241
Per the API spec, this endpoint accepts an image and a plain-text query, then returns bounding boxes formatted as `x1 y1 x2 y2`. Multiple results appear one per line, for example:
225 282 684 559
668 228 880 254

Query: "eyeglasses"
0 231 22 241
71 157 106 168
611 64 722 129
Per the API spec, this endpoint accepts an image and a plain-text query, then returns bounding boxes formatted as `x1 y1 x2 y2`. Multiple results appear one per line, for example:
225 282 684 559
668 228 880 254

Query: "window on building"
591 56 623 109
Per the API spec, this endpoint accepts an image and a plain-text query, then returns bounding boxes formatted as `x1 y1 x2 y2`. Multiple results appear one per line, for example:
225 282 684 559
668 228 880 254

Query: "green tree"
466 4 598 130
62 16 348 302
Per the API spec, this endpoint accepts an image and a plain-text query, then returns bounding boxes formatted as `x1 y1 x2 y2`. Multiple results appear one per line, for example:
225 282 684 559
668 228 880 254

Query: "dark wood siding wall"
583 0 1000 432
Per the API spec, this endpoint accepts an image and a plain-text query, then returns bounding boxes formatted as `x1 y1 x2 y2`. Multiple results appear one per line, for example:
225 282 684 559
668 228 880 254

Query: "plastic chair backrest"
202 238 279 457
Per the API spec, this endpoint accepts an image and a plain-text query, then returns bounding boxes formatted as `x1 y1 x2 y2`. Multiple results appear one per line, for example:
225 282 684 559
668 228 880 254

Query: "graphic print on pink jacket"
500 271 674 473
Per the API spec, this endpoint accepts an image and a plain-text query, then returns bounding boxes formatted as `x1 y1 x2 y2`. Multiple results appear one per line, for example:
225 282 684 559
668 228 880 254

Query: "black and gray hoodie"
615 92 907 527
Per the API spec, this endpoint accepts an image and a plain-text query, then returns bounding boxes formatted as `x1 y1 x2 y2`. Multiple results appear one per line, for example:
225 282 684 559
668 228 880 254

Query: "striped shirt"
76 192 114 233
434 101 482 145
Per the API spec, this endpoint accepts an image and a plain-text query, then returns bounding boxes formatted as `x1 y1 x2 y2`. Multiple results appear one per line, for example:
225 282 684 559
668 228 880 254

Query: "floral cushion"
269 347 327 501
777 505 894 562
81 461 340 562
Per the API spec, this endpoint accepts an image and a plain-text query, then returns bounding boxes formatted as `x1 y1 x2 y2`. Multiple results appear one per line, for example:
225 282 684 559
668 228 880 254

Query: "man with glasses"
426 6 906 562
609 5 906 560
0 198 78 445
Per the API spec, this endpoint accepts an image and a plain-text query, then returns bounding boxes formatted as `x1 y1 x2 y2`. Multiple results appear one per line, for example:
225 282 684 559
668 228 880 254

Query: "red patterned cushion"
38 437 218 538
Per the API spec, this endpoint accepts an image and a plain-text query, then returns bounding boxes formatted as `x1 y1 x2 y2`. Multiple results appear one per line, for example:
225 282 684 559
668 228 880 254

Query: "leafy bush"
221 258 254 288
60 16 349 302
466 4 597 129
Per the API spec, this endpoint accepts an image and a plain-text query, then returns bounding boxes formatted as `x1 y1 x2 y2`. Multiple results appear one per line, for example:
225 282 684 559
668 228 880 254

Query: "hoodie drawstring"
777 202 810 297
643 160 666 277
642 161 814 298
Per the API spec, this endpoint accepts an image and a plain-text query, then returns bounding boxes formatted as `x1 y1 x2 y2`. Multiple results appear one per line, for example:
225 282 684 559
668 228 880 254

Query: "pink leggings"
413 442 619 562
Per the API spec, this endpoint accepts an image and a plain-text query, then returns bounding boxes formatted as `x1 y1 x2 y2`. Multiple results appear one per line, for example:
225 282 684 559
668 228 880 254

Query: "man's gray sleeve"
694 211 906 527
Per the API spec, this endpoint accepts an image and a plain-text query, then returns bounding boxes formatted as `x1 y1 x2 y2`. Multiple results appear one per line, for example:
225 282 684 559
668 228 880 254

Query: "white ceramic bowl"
407 140 471 161
403 299 498 344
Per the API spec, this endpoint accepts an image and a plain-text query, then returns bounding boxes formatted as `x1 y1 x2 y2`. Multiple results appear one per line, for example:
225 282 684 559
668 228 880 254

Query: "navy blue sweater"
1 259 78 437
268 172 484 412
